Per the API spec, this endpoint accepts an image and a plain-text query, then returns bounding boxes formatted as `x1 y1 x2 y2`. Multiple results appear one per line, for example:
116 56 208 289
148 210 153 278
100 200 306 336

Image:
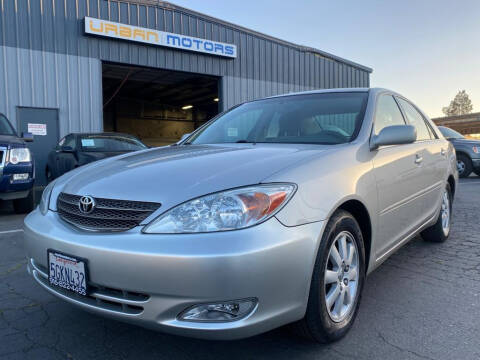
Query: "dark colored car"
0 113 35 213
46 133 147 181
438 126 480 178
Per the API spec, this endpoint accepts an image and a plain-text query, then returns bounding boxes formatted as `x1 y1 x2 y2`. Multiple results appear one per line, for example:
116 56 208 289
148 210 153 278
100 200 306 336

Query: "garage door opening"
102 63 220 147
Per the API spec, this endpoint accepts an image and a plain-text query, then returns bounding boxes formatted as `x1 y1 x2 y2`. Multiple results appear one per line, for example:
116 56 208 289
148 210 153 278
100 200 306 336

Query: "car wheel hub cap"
441 190 450 236
457 160 465 174
324 231 359 323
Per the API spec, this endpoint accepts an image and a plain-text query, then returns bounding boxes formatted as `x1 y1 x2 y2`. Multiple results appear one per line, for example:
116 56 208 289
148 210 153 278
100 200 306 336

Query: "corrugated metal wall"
0 0 371 135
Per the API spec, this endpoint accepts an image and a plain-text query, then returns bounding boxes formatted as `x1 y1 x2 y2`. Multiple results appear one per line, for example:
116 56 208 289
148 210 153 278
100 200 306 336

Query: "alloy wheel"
457 160 465 175
324 231 359 323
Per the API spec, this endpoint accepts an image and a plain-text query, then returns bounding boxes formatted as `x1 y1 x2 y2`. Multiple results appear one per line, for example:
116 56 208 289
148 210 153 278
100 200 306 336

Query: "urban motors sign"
84 17 237 58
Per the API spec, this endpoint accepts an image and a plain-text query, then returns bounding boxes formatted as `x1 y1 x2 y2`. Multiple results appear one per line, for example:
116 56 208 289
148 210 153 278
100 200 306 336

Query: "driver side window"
58 135 75 150
374 95 406 135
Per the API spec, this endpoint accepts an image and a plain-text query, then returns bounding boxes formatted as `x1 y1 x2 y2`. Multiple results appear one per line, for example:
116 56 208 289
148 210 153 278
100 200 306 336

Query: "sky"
171 0 480 118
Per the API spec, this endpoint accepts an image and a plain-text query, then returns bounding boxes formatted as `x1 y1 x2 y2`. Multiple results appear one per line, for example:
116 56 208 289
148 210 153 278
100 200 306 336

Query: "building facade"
0 0 372 184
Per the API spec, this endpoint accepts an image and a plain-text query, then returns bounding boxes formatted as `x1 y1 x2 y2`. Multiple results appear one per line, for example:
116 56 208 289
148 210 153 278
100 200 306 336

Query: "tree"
442 90 473 116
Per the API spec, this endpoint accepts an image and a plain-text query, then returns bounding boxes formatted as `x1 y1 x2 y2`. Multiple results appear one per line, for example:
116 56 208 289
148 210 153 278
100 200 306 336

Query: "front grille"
57 192 161 231
0 149 5 167
30 259 149 315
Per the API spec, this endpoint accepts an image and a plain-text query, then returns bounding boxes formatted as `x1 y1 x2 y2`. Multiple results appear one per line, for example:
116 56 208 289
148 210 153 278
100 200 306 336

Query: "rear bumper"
24 209 324 340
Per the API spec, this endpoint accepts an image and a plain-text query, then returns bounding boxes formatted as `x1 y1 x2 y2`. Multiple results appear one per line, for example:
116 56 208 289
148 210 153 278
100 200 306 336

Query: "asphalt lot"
0 179 479 360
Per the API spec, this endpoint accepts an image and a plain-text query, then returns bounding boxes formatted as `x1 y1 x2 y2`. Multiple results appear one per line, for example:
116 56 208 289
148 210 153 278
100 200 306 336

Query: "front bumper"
24 209 324 340
471 158 480 171
0 162 34 200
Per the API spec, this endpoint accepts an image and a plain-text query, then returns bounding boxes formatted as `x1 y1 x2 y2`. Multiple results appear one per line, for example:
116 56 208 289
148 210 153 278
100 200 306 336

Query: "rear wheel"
421 183 452 243
293 210 365 343
13 190 35 214
456 154 472 178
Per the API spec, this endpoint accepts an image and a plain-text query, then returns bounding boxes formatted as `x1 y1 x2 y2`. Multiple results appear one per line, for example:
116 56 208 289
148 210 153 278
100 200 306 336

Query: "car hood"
54 143 330 211
450 138 480 146
0 134 24 148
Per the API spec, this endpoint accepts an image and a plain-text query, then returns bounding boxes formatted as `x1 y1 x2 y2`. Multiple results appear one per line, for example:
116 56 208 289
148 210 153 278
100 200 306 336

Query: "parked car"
437 126 480 178
25 88 457 343
0 113 35 213
46 133 147 181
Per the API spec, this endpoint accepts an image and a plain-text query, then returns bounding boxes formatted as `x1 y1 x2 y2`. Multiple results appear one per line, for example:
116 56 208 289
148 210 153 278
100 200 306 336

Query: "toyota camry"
24 88 457 343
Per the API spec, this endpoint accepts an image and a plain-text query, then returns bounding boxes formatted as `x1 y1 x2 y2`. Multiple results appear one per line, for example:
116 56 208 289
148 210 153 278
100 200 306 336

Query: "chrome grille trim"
30 258 149 315
57 192 161 232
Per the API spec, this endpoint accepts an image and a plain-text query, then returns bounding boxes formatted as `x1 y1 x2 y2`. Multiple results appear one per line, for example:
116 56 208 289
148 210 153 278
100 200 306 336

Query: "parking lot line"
0 229 23 235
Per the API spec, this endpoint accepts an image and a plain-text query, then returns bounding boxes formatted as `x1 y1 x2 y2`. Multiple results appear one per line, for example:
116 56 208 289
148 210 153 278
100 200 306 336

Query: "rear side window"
374 95 406 135
396 98 431 141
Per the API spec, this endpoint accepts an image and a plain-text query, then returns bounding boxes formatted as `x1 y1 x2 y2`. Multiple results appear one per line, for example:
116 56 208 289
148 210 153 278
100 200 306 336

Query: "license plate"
48 250 88 296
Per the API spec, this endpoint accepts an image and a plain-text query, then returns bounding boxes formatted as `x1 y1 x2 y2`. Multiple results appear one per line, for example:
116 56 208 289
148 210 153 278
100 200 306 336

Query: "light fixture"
181 105 193 110
178 298 257 322
213 98 219 102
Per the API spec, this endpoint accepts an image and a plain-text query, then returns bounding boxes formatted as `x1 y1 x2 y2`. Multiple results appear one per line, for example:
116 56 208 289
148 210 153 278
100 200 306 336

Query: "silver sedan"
24 88 458 342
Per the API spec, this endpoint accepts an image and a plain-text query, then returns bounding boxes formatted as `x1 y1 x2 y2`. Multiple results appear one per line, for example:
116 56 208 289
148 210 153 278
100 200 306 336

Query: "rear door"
396 97 445 220
17 107 59 186
371 94 427 259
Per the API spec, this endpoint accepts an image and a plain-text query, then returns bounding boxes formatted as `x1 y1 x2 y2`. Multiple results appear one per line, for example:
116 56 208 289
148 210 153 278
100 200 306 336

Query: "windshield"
438 126 464 139
0 114 16 136
80 135 147 152
187 92 369 145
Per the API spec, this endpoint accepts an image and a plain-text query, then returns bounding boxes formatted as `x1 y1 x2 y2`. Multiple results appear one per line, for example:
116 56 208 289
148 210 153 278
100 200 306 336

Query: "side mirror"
180 133 191 141
371 125 416 150
61 146 75 153
21 132 34 142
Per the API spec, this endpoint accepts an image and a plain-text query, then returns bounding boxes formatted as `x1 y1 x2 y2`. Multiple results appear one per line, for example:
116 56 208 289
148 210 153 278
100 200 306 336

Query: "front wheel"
46 166 54 183
456 154 472 178
293 210 365 343
421 183 452 243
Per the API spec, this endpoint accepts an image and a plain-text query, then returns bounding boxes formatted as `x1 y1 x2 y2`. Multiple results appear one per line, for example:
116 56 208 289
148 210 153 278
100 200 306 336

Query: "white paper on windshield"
81 139 95 147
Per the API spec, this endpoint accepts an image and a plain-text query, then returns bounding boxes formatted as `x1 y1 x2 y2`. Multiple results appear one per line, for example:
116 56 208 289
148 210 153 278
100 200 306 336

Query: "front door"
17 107 59 186
370 94 427 260
373 142 427 259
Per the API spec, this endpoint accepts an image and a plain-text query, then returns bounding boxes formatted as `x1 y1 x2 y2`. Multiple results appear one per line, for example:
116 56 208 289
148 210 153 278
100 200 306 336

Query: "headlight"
8 148 31 164
143 183 296 234
39 180 56 215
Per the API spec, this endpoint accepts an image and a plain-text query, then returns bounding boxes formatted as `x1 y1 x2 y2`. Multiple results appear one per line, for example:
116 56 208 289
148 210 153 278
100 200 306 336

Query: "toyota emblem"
79 195 95 214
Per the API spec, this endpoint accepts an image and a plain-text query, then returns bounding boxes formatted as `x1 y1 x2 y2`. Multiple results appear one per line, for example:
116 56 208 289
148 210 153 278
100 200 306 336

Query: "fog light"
12 173 29 181
178 298 257 322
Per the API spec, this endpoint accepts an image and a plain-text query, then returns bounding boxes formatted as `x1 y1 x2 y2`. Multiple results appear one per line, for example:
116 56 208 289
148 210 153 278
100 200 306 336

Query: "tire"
421 183 452 243
292 209 366 343
456 154 472 178
46 166 54 183
13 190 35 214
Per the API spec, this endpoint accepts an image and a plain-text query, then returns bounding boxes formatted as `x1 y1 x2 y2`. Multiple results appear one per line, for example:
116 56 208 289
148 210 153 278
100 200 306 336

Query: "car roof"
261 87 402 100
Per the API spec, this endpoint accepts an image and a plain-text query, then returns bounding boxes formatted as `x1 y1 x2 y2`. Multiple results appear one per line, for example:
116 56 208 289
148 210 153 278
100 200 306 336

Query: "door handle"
441 148 446 156
414 154 423 164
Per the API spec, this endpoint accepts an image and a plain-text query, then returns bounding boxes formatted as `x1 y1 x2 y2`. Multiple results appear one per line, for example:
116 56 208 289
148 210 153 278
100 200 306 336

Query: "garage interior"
102 63 220 146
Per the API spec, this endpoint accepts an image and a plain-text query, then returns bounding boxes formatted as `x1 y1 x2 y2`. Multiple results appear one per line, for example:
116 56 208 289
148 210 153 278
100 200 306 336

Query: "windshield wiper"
235 140 256 144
